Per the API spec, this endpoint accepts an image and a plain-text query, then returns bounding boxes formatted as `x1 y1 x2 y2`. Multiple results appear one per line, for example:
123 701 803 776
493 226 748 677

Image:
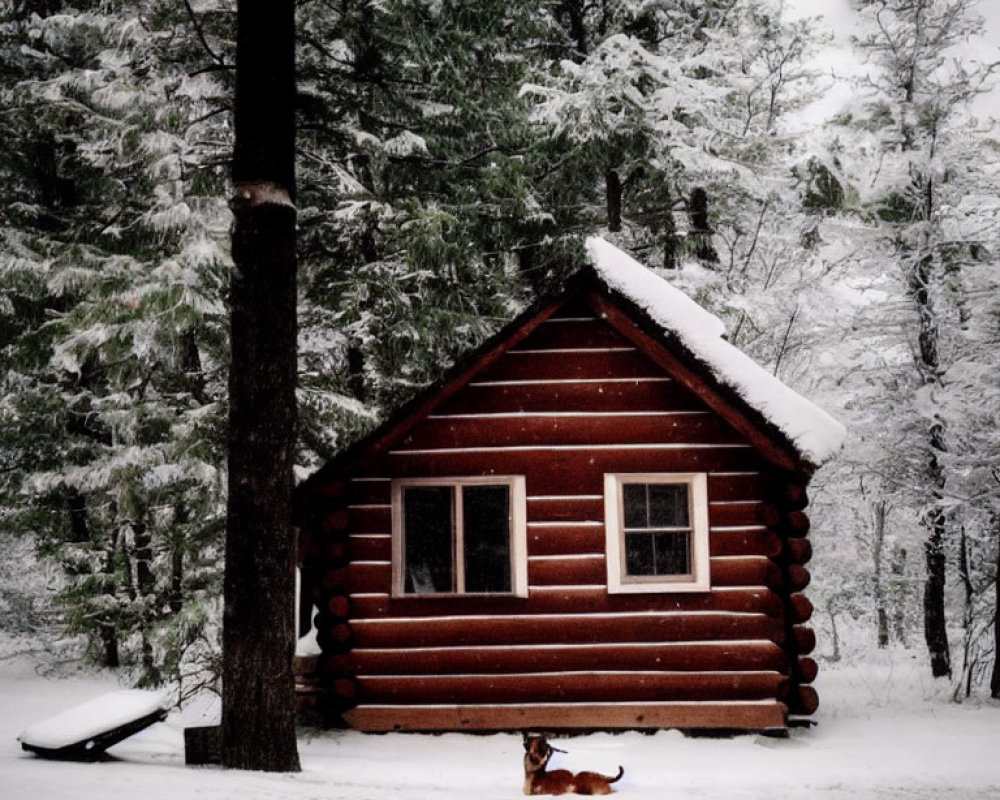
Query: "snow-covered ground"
1 643 998 800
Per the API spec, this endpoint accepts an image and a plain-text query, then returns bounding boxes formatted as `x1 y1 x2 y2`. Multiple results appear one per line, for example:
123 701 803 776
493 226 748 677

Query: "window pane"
648 484 689 527
403 486 454 593
654 531 691 575
622 483 648 528
624 532 656 575
462 485 511 593
624 531 691 577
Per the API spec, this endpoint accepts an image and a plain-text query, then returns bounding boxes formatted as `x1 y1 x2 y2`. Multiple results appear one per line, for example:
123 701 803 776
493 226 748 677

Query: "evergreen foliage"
0 0 233 693
0 0 997 700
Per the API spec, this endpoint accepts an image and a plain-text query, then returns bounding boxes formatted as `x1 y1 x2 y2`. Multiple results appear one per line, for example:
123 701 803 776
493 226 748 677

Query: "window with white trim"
391 476 527 596
604 473 710 593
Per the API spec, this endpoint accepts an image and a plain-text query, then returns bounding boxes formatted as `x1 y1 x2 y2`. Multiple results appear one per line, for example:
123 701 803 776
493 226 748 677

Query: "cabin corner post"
299 478 358 726
767 469 819 721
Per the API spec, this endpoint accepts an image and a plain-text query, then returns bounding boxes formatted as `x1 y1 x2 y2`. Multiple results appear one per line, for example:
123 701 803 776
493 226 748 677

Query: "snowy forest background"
1 0 998 707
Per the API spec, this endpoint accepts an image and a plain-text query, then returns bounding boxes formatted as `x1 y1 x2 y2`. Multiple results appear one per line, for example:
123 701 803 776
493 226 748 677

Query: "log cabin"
294 237 844 733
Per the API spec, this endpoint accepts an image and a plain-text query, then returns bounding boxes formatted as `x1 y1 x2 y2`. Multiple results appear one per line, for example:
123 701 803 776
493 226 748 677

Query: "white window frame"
391 476 527 598
604 472 710 594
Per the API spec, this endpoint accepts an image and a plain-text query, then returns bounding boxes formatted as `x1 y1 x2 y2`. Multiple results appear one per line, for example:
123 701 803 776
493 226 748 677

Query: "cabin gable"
296 277 822 733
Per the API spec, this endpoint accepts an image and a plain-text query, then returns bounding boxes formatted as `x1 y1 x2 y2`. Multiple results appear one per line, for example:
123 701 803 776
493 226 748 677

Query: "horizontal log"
325 540 348 563
342 529 781 562
399 413 745 450
322 509 349 533
336 503 777 538
349 612 785 649
316 622 353 651
792 625 816 655
788 594 814 624
331 640 789 676
322 569 350 592
528 524 605 557
788 685 819 716
708 502 769 527
709 557 782 588
783 483 809 511
517 318 631 351
529 526 783 559
347 505 391 533
346 479 391 506
379 449 768 493
335 518 780 562
355 671 788 705
434 380 707 416
332 678 357 700
343 701 789 732
474 349 663 383
756 503 782 526
338 471 766 506
330 623 352 644
787 564 811 591
347 534 391 562
316 613 353 651
787 537 812 564
795 657 819 684
343 562 391 593
327 595 350 618
707 473 767 502
349 586 786 618
785 511 810 535
710 528 781 558
339 556 783 594
529 555 606 586
527 496 604 522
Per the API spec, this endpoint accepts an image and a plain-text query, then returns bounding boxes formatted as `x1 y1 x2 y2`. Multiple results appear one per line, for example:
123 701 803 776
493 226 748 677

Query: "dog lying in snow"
523 735 624 795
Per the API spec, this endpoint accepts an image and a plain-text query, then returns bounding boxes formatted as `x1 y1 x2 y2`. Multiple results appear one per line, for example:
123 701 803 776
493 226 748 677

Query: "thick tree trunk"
221 0 300 773
910 247 951 679
923 503 951 678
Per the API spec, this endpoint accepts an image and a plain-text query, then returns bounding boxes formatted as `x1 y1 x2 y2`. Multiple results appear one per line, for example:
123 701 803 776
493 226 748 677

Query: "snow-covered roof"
586 237 845 467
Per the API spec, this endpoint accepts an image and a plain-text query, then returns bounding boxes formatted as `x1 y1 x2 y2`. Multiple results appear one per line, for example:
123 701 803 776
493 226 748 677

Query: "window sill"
607 578 711 594
390 590 530 600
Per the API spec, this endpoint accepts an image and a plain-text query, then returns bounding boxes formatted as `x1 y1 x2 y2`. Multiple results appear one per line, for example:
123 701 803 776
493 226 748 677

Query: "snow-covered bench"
17 689 168 761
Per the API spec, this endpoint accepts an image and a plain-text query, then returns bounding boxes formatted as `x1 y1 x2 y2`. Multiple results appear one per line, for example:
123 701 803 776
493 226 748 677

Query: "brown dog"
523 735 624 795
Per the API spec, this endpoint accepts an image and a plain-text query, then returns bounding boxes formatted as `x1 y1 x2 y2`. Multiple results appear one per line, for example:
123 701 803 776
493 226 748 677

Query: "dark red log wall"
306 299 816 731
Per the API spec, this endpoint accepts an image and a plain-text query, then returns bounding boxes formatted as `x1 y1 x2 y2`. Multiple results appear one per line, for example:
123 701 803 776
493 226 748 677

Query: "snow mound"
586 237 846 466
17 688 168 751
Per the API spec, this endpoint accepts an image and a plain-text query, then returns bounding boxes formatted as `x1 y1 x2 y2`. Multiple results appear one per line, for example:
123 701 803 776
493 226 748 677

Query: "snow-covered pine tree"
520 1 818 272
294 0 555 465
837 0 1000 681
0 1 233 691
